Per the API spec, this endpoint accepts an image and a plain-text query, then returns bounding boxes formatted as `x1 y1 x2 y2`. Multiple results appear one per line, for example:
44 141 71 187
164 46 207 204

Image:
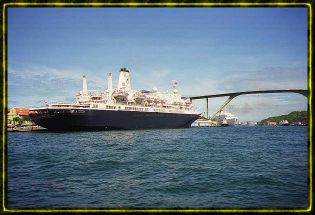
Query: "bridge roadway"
186 89 308 120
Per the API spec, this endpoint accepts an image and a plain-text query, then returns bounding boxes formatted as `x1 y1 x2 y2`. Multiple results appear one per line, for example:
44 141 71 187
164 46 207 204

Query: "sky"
7 7 308 121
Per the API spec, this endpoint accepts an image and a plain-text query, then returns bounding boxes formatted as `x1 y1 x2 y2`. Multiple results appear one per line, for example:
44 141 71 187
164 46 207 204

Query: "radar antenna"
170 80 177 89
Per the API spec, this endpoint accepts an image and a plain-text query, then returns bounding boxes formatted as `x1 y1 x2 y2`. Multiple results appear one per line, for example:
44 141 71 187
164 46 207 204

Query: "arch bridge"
187 89 308 120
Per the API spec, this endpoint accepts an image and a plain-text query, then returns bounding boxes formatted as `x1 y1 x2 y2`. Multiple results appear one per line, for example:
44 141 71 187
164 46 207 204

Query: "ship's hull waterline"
29 109 200 131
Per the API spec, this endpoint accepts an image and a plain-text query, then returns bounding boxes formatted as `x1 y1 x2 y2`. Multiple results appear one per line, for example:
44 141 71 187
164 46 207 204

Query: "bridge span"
187 89 308 120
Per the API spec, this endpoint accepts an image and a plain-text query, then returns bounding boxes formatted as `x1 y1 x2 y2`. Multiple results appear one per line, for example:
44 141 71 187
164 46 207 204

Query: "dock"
7 126 46 132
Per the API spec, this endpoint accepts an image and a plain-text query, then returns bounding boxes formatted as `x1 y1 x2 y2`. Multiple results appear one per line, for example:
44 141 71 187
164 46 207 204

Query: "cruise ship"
29 68 201 130
216 109 239 126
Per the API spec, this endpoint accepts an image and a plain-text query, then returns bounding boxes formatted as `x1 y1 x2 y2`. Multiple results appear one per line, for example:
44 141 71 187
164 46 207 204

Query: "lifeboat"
112 91 128 102
134 93 146 104
91 96 102 101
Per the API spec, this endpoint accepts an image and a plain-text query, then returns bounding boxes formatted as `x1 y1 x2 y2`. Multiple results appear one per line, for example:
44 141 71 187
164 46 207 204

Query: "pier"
187 89 308 119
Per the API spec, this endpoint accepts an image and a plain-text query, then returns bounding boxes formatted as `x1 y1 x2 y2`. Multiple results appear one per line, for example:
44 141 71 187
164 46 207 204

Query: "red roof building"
14 108 30 116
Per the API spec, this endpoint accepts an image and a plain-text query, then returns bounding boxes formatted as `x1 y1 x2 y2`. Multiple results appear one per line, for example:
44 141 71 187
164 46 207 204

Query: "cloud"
177 65 307 99
9 65 80 81
132 69 172 91
220 65 307 91
9 68 77 96
227 97 277 114
181 78 224 96
8 66 96 107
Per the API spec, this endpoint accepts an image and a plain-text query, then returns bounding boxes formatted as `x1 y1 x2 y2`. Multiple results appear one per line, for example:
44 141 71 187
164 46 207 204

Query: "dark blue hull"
29 109 200 131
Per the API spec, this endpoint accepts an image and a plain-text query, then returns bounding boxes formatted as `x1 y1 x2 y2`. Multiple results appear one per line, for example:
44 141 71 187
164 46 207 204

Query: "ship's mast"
170 80 179 94
106 72 115 104
77 75 89 103
107 73 113 93
82 75 88 95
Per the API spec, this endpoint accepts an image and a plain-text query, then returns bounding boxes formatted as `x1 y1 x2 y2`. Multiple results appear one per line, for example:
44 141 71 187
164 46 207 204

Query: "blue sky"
7 7 308 121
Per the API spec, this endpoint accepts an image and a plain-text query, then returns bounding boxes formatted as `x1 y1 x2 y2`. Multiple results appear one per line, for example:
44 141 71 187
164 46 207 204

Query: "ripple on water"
7 126 308 209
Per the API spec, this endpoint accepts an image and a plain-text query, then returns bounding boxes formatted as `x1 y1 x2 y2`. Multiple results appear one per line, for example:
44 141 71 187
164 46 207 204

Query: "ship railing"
88 90 102 97
106 105 116 110
49 103 90 109
125 106 146 111
49 103 73 108
94 103 197 114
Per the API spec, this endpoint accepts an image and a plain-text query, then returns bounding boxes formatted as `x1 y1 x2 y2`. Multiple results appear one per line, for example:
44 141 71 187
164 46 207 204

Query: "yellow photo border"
1 2 312 213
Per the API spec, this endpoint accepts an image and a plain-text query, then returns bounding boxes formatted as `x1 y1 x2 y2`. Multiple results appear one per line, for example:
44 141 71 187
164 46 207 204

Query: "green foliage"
12 115 32 126
13 116 22 126
21 115 31 121
260 111 308 124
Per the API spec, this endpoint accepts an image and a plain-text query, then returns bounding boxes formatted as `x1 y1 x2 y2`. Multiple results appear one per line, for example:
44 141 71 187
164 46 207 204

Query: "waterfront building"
240 121 257 126
7 107 32 126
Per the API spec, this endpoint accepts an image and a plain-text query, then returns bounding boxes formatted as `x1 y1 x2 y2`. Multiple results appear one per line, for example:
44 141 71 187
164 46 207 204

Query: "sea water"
7 126 308 209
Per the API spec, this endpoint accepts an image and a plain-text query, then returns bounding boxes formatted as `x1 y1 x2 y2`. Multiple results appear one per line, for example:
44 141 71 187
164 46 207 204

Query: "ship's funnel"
117 68 131 91
107 73 113 91
82 75 88 95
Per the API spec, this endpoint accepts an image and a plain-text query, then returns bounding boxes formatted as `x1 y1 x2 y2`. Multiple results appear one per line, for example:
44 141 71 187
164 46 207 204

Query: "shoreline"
7 126 47 132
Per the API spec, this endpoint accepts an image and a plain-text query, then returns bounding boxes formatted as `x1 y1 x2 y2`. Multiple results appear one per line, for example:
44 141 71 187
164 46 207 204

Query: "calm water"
7 126 309 209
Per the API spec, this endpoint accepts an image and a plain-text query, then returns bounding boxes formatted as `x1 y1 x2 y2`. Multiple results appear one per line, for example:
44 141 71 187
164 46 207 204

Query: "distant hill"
260 111 308 124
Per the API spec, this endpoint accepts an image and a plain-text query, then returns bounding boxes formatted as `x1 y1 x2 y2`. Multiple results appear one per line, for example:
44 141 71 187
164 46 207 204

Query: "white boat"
216 109 238 126
279 120 290 126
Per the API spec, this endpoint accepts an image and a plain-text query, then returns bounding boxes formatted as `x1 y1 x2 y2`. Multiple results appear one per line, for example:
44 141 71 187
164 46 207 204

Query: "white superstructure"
47 68 199 115
216 109 239 126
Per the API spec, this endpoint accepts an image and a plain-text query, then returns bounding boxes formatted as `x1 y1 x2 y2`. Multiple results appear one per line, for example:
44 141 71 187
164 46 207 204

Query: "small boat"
221 119 229 127
279 120 290 126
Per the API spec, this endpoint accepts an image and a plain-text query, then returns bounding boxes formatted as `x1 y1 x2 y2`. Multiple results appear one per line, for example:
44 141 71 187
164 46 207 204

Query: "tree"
21 115 31 122
13 116 22 126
